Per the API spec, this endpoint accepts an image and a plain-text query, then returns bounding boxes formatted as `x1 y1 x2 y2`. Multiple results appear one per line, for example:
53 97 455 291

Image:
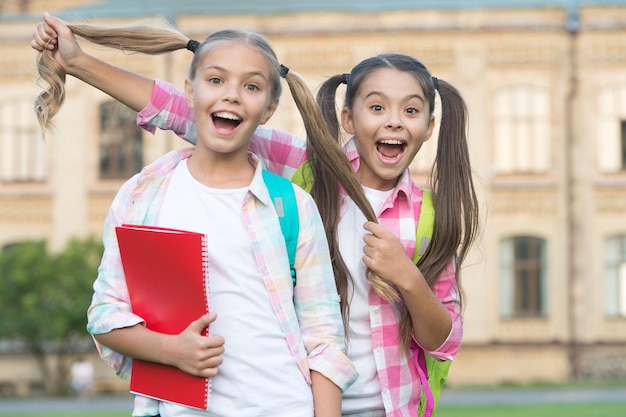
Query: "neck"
187 150 255 188
356 169 398 191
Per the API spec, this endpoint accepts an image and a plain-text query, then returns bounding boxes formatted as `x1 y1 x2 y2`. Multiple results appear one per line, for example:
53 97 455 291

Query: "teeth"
213 112 240 121
379 139 403 145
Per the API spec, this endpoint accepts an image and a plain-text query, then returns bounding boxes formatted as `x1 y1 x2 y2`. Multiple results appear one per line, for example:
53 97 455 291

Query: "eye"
245 84 260 92
208 77 222 85
406 107 418 115
370 104 383 112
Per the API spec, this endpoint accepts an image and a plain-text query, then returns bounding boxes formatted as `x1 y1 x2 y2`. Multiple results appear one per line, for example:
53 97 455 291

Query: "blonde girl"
34 19 380 417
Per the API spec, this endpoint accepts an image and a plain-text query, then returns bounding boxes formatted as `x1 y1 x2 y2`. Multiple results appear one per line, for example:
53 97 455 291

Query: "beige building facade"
1 0 625 388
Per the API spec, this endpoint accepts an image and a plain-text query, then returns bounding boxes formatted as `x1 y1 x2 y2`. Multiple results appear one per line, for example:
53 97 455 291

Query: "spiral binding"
201 234 210 407
201 234 210 316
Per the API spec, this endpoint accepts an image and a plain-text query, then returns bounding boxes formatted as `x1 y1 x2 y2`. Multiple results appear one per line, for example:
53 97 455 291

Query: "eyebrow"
364 90 426 104
199 65 268 79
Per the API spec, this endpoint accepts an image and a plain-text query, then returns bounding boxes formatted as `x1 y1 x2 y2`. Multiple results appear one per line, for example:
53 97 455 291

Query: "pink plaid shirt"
138 81 463 416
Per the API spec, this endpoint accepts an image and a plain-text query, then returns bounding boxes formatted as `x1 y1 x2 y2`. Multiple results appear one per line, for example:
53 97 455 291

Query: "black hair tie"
279 64 289 78
432 76 439 91
186 39 200 53
342 73 350 85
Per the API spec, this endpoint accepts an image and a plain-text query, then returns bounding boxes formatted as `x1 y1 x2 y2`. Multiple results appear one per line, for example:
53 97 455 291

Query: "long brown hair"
34 23 379 330
315 53 480 350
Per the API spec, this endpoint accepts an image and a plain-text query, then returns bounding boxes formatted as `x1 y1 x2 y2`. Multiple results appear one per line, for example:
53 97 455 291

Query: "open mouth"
376 139 406 160
212 111 242 132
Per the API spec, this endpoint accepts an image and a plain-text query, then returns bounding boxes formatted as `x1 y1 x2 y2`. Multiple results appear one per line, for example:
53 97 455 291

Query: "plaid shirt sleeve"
86 175 144 381
291 186 357 391
86 150 193 417
86 149 190 380
137 80 198 144
423 259 463 360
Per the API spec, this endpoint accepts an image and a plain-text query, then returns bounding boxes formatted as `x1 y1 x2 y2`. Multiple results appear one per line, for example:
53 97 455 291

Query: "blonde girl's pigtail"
35 47 67 134
64 23 190 54
298 70 402 304
282 67 374 220
280 65 400 330
35 22 191 134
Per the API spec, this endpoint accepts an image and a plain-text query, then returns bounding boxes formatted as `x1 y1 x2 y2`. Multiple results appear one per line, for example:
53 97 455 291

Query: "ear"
184 78 195 109
341 107 355 135
259 100 278 125
424 114 436 142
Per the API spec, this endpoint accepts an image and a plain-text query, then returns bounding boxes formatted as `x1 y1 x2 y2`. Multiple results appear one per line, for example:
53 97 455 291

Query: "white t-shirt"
340 185 394 415
156 160 312 417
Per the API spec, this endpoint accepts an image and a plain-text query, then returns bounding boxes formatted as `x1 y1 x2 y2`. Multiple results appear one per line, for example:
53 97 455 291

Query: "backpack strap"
262 169 299 286
291 160 315 193
413 189 448 417
413 189 434 264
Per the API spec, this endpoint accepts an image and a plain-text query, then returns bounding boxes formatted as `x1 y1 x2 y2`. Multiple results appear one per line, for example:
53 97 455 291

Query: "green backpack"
413 189 451 417
291 162 450 417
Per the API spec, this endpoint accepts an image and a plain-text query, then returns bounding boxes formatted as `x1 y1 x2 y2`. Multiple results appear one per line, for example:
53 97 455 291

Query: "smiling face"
341 68 435 190
185 41 278 160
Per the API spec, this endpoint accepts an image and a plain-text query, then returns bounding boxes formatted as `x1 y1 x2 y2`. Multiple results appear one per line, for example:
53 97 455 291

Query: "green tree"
0 236 103 396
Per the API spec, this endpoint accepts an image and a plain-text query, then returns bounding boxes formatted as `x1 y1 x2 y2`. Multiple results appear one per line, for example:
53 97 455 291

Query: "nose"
222 83 241 103
385 111 403 129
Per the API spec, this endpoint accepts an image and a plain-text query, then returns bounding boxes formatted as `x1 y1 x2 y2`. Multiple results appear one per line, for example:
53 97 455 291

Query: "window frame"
604 235 626 318
0 97 47 184
500 235 548 318
492 84 552 176
98 100 144 181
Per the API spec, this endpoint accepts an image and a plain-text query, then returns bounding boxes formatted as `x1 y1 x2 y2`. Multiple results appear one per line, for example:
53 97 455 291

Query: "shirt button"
261 266 267 273
275 305 283 312
373 307 380 314
246 223 252 229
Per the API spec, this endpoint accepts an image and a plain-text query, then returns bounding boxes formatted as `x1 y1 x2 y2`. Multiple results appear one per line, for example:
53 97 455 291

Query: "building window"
0 98 47 183
492 85 551 175
605 235 626 318
99 101 143 180
597 85 626 173
500 236 547 317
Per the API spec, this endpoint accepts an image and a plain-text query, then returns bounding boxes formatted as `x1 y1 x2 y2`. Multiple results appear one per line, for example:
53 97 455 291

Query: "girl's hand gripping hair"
362 221 417 290
31 12 84 75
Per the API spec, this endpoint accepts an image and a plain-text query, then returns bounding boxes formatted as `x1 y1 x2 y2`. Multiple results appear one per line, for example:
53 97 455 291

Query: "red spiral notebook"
115 224 209 410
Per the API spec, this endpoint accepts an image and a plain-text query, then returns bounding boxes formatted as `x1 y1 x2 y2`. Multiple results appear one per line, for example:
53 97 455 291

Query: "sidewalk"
0 395 133 413
439 385 626 406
